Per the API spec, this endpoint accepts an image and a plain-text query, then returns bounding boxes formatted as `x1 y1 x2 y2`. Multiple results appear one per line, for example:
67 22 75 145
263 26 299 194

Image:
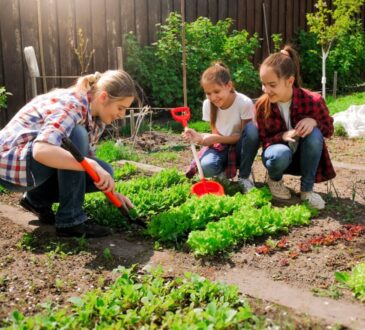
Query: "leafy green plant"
0 86 11 109
125 13 260 118
334 123 348 137
271 33 282 52
16 233 36 251
188 120 211 132
336 262 365 301
96 140 140 162
113 162 138 181
3 267 260 329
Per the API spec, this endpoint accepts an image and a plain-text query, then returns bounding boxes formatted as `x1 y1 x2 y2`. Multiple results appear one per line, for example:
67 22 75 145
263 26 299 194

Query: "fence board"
161 0 174 21
197 0 208 18
299 0 306 30
208 0 218 23
227 0 237 27
270 0 279 51
106 0 121 70
91 0 108 72
0 0 25 124
135 0 148 45
186 0 197 22
254 0 263 64
148 0 161 42
40 0 61 92
120 0 136 42
19 0 40 100
57 0 77 82
218 0 228 21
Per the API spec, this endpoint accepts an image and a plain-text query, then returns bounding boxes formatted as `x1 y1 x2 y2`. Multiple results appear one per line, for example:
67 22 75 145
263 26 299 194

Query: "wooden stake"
181 0 187 107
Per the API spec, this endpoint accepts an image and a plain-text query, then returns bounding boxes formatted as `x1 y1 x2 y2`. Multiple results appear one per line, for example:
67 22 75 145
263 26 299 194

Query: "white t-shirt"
202 92 254 136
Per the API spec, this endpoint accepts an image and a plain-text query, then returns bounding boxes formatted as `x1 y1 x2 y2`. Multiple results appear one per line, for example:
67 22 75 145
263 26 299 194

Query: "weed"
102 248 113 262
311 285 343 299
69 28 95 75
16 233 36 251
334 123 348 137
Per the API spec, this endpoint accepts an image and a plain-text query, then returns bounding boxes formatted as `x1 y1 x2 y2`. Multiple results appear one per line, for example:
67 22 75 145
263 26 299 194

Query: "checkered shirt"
0 89 105 187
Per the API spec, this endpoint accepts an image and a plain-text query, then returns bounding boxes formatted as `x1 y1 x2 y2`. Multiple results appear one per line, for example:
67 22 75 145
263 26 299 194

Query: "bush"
297 24 365 92
124 13 260 119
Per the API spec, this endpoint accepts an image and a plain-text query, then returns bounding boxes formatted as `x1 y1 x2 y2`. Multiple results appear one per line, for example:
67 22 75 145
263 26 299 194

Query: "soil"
0 132 364 328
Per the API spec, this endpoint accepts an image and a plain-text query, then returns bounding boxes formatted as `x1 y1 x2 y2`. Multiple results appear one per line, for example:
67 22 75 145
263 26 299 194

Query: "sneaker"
301 191 325 210
19 195 55 225
56 222 113 238
238 177 255 193
267 178 291 200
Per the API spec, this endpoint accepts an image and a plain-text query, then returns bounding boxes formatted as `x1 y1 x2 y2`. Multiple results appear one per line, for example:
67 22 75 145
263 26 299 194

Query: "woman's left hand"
114 192 135 209
295 118 317 137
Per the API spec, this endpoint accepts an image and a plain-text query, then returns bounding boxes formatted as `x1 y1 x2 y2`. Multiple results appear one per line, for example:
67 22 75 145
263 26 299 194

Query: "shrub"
297 25 365 92
0 86 11 109
334 123 348 137
124 13 260 119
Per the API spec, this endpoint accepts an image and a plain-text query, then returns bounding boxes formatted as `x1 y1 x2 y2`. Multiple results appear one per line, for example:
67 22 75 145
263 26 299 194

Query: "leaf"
335 271 350 284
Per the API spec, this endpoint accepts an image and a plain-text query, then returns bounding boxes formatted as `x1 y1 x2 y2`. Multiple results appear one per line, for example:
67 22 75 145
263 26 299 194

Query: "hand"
114 192 135 209
88 158 115 193
282 129 298 142
182 128 203 145
295 118 317 137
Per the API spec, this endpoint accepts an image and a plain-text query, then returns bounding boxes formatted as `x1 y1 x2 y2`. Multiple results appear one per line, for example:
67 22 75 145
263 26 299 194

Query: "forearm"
201 133 240 146
32 142 85 171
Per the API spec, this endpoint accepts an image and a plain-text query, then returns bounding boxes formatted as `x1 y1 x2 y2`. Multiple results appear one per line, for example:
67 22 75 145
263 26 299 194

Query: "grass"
326 91 365 116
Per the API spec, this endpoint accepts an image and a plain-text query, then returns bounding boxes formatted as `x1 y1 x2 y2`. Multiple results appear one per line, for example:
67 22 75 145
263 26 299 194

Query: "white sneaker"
238 177 255 193
267 178 291 199
301 191 325 210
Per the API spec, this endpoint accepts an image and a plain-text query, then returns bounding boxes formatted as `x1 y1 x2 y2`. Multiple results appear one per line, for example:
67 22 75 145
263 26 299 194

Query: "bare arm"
33 141 116 193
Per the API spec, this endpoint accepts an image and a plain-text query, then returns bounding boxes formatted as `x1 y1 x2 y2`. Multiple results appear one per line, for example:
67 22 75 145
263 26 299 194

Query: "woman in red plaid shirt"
0 70 136 237
255 45 335 209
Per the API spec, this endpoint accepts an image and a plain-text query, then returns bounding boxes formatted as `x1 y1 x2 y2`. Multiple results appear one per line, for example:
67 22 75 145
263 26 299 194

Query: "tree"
307 0 365 99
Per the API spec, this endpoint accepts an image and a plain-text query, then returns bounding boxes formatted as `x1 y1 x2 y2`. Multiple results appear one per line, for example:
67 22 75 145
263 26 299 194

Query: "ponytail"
258 44 302 118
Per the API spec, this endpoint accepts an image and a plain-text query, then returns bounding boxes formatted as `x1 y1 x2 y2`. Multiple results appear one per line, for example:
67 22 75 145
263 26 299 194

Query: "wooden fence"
0 0 364 126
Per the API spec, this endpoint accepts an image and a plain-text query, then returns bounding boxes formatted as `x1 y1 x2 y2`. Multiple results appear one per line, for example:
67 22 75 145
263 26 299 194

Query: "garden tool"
170 106 224 197
61 137 146 228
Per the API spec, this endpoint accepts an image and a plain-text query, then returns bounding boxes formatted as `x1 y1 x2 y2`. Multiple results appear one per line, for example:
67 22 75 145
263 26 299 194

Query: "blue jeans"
0 125 113 228
200 122 259 178
262 127 323 192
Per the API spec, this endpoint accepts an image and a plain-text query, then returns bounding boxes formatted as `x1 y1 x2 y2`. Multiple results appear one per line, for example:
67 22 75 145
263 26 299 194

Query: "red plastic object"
191 179 224 197
170 106 225 197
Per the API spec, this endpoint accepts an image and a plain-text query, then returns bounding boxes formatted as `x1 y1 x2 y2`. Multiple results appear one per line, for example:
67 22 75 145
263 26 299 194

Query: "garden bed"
0 131 364 328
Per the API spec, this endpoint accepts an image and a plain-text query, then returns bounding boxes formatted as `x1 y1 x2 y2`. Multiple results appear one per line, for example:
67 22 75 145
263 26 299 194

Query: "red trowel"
171 106 224 197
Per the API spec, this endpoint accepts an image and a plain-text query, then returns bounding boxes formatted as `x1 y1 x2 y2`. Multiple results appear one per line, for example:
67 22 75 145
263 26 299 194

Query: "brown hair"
200 62 234 130
75 70 138 104
256 45 301 118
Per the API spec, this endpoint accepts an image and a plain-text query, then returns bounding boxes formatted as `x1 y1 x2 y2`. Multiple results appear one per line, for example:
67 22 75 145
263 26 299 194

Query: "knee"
98 160 114 177
264 148 292 170
243 122 259 143
69 125 89 156
302 128 323 151
200 158 220 177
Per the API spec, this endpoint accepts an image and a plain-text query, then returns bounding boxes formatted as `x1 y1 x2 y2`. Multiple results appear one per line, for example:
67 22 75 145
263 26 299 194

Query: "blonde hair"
256 45 301 119
75 70 137 103
200 62 234 130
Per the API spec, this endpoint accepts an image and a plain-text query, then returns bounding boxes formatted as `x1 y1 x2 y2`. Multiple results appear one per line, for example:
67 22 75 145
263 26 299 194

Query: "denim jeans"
0 125 113 228
261 127 323 192
200 121 259 178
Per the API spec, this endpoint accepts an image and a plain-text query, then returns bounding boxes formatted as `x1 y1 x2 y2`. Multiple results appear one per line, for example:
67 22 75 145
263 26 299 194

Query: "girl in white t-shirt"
183 62 259 192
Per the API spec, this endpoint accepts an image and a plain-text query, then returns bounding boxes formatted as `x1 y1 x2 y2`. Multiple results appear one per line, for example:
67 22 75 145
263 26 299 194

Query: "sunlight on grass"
327 92 365 116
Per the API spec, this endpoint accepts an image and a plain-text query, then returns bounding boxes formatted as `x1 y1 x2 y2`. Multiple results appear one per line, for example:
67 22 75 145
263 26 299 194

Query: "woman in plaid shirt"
255 45 335 210
0 70 136 237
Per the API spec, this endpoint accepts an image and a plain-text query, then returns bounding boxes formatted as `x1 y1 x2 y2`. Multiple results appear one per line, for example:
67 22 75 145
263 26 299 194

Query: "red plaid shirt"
255 87 336 183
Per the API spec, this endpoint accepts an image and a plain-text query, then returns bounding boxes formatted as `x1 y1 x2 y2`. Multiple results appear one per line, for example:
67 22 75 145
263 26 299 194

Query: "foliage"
84 169 190 227
306 0 365 97
188 120 211 133
0 86 11 109
326 92 365 115
113 162 138 181
187 204 314 257
297 28 365 92
148 188 272 244
96 140 140 163
69 28 95 75
334 123 348 137
124 13 260 119
271 33 283 53
336 262 365 301
3 267 260 329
